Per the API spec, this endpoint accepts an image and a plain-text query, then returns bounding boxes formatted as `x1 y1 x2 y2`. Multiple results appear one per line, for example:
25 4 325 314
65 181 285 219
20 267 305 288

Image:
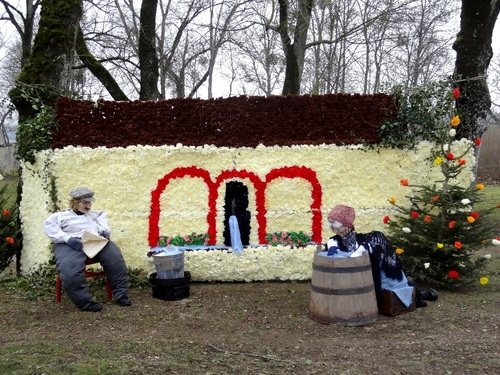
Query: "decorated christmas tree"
383 87 500 290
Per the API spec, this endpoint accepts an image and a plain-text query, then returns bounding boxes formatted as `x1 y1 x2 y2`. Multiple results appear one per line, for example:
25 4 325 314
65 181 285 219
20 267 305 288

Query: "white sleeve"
43 212 71 244
91 211 111 234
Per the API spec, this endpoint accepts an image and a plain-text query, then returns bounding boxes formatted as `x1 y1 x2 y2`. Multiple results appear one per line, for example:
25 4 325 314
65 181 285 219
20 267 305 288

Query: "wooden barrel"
309 250 378 326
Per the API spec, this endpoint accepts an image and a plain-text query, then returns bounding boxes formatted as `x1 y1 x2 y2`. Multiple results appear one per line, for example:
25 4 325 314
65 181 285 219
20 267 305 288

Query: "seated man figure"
44 187 131 312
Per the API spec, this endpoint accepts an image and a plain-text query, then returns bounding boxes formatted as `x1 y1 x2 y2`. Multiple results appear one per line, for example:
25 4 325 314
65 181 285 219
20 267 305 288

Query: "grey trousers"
54 241 129 310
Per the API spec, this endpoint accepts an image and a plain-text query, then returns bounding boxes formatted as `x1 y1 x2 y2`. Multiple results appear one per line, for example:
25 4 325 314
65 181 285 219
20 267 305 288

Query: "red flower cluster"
448 270 459 279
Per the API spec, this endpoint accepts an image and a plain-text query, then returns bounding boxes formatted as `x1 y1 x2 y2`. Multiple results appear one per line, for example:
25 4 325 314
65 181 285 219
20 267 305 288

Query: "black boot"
415 287 427 308
420 288 439 301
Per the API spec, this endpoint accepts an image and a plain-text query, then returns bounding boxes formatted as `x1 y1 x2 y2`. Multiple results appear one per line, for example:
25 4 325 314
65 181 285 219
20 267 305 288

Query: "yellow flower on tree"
434 157 443 165
450 115 460 126
480 277 489 285
437 243 444 248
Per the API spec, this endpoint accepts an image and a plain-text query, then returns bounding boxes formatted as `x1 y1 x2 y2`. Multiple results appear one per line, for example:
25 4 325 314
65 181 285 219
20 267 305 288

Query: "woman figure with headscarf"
325 204 437 308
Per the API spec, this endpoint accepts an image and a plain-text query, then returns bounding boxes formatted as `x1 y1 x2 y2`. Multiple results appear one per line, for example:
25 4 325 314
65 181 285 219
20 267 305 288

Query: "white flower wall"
19 140 475 280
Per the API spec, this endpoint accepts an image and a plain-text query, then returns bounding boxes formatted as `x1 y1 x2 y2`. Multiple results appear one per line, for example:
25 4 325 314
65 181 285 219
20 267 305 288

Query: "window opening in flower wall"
223 181 250 247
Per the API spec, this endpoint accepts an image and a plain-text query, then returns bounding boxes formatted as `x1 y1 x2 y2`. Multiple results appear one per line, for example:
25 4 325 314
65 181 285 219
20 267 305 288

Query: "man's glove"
67 237 83 251
99 230 111 240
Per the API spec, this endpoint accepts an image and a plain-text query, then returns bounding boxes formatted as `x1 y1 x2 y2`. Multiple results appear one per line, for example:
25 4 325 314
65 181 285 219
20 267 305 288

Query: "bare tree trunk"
277 0 314 95
139 0 159 100
9 0 83 121
453 0 500 139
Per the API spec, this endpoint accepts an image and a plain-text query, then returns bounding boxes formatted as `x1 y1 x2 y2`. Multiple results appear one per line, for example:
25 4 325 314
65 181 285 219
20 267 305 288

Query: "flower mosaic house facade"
18 95 475 281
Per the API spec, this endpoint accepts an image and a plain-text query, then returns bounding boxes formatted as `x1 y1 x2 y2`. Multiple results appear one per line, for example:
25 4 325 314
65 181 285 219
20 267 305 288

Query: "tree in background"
453 0 500 139
383 85 500 290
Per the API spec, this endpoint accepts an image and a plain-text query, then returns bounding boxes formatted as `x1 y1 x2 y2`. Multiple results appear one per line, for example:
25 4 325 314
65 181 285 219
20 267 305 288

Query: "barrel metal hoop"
312 263 372 273
310 284 374 295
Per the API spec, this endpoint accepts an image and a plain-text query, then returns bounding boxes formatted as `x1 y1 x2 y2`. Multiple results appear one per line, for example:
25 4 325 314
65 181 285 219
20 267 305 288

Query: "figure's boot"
420 288 439 301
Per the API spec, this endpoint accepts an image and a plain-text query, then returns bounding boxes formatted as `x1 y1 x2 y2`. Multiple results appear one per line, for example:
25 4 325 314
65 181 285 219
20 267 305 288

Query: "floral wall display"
18 94 476 280
19 140 475 280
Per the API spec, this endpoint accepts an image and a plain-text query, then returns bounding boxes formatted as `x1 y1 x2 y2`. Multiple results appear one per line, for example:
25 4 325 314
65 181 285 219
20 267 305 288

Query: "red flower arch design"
148 166 323 247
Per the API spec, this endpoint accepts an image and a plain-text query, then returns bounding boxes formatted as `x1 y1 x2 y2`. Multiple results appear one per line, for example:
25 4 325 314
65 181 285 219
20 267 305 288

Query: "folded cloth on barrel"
380 270 413 307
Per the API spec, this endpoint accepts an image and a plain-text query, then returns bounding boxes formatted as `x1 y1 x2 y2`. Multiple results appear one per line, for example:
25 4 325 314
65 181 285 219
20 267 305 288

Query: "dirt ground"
1 264 500 375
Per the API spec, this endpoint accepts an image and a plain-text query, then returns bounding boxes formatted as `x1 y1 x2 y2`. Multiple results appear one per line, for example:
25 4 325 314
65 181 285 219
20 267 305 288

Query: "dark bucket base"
150 271 191 301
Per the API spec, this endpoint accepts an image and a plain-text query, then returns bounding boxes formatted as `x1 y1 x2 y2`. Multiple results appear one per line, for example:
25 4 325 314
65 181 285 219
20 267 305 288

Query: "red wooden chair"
56 258 112 302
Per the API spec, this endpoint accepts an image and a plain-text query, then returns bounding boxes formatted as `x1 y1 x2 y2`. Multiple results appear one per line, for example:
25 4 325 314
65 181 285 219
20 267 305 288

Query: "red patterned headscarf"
328 205 356 229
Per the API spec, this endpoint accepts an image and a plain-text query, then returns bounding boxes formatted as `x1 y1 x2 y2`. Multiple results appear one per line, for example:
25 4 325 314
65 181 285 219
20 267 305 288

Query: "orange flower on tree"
389 197 396 204
424 215 432 223
454 241 462 249
2 209 9 216
5 237 14 245
448 221 456 229
475 138 482 146
477 183 485 190
437 243 444 248
467 216 475 223
396 248 404 255
450 115 460 126
457 159 466 165
430 195 439 203
453 88 460 99
400 179 409 186
448 270 459 279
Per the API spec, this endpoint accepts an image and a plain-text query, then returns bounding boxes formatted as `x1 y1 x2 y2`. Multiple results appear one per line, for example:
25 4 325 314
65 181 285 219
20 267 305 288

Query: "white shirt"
43 209 110 243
